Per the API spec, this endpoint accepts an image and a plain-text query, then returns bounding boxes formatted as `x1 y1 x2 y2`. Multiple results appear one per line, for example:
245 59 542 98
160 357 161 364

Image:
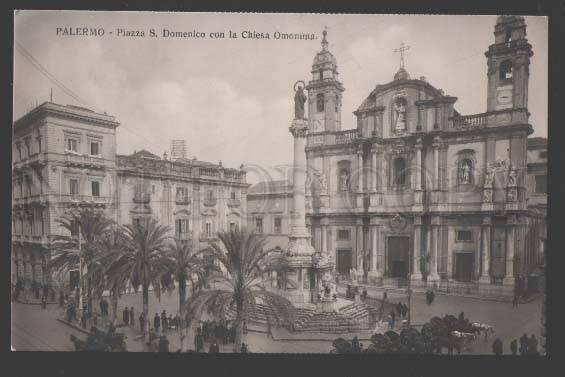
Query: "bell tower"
485 16 533 112
306 29 345 133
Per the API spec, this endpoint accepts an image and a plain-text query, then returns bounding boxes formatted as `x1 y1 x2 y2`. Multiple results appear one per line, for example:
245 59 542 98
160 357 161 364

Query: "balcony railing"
64 153 107 168
227 198 241 207
203 197 217 207
60 194 112 206
133 193 151 204
448 108 529 131
335 129 359 144
175 196 191 205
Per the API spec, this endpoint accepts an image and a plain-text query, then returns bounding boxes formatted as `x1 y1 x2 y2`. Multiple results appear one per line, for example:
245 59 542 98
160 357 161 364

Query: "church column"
480 216 492 284
371 148 378 191
411 216 423 281
17 250 25 280
432 137 441 190
357 150 364 193
504 215 516 286
429 216 440 282
321 218 328 255
368 218 380 280
414 138 423 190
356 218 364 275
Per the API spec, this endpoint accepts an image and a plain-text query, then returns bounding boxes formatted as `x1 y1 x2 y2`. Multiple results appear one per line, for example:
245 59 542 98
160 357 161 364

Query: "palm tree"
92 226 130 325
104 218 171 336
185 228 294 352
48 207 113 315
161 239 208 351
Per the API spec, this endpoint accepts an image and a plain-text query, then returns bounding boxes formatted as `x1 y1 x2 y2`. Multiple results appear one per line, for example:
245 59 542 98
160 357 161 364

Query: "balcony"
203 197 217 207
227 198 241 208
133 193 151 204
64 153 107 169
60 194 112 207
175 196 191 206
306 129 359 147
448 108 529 131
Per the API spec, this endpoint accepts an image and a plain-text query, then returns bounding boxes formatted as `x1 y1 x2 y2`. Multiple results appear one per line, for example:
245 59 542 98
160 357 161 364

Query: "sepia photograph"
11 11 548 355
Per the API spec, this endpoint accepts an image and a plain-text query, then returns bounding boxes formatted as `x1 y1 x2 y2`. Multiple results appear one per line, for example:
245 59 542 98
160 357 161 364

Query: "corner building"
304 17 545 296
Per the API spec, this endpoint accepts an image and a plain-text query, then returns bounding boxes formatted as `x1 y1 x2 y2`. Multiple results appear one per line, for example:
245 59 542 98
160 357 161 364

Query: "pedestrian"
154 313 161 334
161 310 167 333
195 327 204 352
59 290 65 308
512 292 519 308
519 333 529 355
138 312 145 333
122 306 129 325
129 307 135 326
390 310 396 328
396 302 403 317
352 336 360 352
240 342 248 353
510 339 518 355
173 314 180 331
41 295 47 309
492 338 503 356
528 335 538 355
383 290 387 303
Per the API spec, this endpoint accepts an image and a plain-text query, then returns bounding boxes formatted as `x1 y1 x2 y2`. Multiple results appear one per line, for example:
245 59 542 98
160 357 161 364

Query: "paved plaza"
11 290 542 354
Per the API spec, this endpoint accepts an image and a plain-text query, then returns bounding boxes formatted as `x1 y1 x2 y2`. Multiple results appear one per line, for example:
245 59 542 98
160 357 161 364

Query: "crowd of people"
493 333 540 355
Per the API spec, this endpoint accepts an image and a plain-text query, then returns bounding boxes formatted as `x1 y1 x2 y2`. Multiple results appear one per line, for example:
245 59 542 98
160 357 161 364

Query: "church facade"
302 16 545 295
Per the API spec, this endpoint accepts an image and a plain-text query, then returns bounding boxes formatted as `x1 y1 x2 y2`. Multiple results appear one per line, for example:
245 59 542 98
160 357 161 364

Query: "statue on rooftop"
294 81 307 120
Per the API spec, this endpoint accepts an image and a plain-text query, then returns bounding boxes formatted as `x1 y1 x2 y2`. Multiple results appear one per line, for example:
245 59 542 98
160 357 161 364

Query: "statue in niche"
507 167 517 187
394 97 407 132
507 188 517 202
340 169 350 192
484 165 494 187
459 159 473 184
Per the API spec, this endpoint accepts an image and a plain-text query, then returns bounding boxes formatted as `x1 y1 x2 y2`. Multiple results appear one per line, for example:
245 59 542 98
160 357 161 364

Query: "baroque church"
302 16 545 295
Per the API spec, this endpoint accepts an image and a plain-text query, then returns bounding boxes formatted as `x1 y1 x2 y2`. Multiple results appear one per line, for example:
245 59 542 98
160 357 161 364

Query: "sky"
13 12 548 184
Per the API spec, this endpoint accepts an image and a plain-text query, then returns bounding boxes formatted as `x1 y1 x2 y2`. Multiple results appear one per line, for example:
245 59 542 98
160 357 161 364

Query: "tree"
92 226 130 325
185 228 294 352
160 239 208 351
104 218 171 336
49 208 113 315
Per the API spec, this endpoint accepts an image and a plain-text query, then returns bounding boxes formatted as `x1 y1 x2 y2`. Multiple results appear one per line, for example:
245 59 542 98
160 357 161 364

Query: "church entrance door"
336 249 352 275
388 236 409 278
455 252 474 282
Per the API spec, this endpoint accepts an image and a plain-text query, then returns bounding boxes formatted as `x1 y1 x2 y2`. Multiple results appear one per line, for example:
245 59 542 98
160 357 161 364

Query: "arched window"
393 157 407 186
457 158 474 185
499 60 513 80
317 93 325 112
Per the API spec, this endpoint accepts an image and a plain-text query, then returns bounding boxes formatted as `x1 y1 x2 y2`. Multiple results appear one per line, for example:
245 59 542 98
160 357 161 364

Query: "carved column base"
428 274 440 282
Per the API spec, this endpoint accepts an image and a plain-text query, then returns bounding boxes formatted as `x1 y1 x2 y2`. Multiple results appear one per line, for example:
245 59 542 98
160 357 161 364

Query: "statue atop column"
294 80 307 120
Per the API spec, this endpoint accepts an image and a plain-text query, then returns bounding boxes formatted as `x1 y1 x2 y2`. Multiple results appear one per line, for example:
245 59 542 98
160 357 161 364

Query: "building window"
175 219 189 239
205 222 213 238
69 179 79 197
539 151 547 159
91 181 100 197
230 222 238 232
273 217 282 234
17 144 22 160
176 187 188 199
338 229 351 240
37 137 42 153
393 157 407 186
535 175 547 194
230 191 236 200
255 217 263 234
457 158 474 185
316 93 325 112
499 60 513 80
66 137 78 153
456 230 473 242
90 141 100 156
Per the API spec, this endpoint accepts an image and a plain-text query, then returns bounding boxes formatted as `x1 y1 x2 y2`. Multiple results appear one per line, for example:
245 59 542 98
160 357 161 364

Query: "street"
11 291 543 354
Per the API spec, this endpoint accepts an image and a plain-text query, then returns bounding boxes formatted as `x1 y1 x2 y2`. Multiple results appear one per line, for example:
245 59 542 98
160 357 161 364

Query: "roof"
13 101 118 129
248 180 292 195
130 149 160 159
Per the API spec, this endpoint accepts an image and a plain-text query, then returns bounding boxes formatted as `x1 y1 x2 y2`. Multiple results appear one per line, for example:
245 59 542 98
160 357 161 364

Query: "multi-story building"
12 103 248 288
246 180 293 250
170 139 187 161
12 103 119 287
299 16 545 296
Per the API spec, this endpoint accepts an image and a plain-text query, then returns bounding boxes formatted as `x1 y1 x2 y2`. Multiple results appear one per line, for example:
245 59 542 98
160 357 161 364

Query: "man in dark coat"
402 304 408 318
510 339 518 355
139 312 145 333
528 335 538 355
512 292 519 308
390 311 396 328
161 310 167 333
154 313 161 333
129 307 135 326
519 333 529 355
492 338 503 355
122 306 129 325
352 336 361 352
396 302 403 317
195 327 204 352
240 343 248 353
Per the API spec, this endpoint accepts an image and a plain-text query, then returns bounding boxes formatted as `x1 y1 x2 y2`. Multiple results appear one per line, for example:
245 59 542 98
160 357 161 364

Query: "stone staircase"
339 302 378 324
293 311 364 334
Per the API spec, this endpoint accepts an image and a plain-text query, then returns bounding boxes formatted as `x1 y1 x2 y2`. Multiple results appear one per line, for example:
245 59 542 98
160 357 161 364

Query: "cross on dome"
393 42 410 70
321 27 328 51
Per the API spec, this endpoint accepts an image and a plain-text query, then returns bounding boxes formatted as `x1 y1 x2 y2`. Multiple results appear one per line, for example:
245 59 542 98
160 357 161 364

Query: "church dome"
393 67 411 81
